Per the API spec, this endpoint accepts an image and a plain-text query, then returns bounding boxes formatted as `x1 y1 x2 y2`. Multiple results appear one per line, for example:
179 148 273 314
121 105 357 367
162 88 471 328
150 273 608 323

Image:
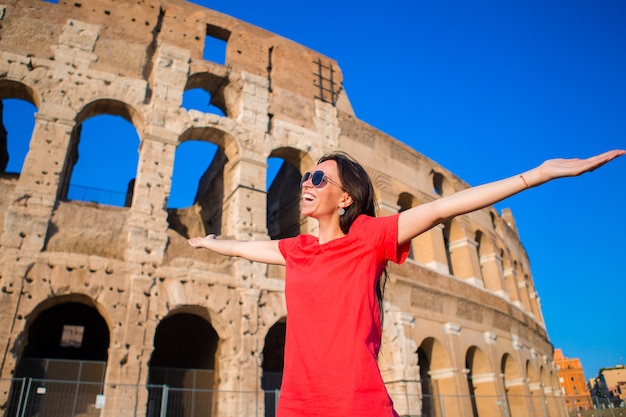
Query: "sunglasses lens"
300 171 328 188
300 172 311 187
312 171 325 186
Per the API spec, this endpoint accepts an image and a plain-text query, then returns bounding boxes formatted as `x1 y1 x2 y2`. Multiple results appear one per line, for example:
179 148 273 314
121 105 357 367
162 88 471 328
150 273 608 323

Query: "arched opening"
267 148 309 240
501 353 528 417
63 106 140 207
466 346 498 417
1 98 37 175
167 139 225 239
168 140 219 209
147 312 219 417
418 338 454 417
185 72 229 117
431 170 445 196
261 320 286 417
182 88 225 116
9 301 109 417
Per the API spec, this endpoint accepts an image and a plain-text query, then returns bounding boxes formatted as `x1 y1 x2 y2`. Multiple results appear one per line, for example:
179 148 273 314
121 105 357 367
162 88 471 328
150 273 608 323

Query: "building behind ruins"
0 0 565 416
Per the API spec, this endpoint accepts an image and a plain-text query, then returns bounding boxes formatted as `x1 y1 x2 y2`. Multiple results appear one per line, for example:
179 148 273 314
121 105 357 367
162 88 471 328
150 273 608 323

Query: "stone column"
503 267 522 309
448 237 483 288
412 224 449 274
213 286 264 417
380 308 421 416
440 323 474 416
479 252 508 300
220 155 269 240
102 274 154 417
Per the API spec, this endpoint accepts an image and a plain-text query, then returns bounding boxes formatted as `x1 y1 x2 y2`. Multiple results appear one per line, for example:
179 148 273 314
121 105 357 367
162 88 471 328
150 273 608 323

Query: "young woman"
188 149 624 417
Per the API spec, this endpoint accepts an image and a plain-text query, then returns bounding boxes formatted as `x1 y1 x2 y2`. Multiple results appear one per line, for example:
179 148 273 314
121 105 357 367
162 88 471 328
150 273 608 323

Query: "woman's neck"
316 217 346 244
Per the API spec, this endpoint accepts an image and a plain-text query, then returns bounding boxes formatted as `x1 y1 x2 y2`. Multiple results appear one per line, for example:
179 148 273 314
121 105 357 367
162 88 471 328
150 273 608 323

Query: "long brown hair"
317 152 390 324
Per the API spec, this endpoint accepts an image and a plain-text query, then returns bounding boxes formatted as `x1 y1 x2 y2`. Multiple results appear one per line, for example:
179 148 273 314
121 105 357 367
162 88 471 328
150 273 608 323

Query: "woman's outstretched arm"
188 234 286 265
397 149 625 245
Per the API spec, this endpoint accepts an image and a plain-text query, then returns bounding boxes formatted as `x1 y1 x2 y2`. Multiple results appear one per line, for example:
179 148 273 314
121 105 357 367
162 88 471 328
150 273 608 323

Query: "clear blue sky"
3 0 624 381
188 0 626 379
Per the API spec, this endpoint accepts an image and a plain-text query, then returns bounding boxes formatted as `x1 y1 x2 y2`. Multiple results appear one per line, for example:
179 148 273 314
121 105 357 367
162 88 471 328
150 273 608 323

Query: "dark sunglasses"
300 170 343 189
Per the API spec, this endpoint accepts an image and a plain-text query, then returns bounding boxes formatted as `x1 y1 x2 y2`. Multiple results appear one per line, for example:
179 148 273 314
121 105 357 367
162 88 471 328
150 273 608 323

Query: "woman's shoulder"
352 213 400 229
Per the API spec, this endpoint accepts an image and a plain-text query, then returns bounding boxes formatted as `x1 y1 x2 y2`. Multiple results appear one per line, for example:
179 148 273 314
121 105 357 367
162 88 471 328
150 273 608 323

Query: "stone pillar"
412 224 449 274
125 134 175 265
2 114 75 253
102 275 154 417
448 237 483 288
479 252 508 300
0 259 32 378
213 286 264 417
529 289 545 326
236 71 270 129
440 323 474 416
516 276 533 317
380 308 421 416
503 267 522 309
221 155 269 240
469 372 501 417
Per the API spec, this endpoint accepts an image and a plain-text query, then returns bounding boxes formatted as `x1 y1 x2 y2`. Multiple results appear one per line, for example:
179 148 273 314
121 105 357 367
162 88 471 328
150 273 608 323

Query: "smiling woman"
188 148 625 417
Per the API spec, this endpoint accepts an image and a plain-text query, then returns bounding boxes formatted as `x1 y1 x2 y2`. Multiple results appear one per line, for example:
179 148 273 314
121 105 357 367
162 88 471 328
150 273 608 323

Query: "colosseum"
0 0 565 416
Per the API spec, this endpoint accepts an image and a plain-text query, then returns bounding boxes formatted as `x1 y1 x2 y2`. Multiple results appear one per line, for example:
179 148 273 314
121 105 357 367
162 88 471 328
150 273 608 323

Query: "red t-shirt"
277 214 410 417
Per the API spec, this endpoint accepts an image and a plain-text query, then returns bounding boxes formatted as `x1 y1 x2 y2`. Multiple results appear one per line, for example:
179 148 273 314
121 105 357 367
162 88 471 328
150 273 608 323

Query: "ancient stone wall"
0 1 564 416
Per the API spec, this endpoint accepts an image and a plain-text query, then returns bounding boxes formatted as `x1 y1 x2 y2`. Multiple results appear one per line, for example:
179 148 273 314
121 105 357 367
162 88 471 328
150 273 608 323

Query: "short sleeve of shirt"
278 213 410 265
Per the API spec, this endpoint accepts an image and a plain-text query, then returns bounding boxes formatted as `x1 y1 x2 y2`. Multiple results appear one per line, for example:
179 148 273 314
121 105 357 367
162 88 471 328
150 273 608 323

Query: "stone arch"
7 296 110 417
147 310 219 417
0 79 42 107
418 337 453 417
501 353 528 417
166 125 241 238
186 71 230 117
61 99 143 207
466 345 498 417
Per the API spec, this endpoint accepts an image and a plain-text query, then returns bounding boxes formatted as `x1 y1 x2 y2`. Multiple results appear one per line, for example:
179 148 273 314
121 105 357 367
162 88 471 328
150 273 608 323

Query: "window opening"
267 158 301 240
432 171 444 196
168 141 218 209
203 24 230 65
66 114 139 207
313 58 340 105
1 98 36 174
182 88 224 116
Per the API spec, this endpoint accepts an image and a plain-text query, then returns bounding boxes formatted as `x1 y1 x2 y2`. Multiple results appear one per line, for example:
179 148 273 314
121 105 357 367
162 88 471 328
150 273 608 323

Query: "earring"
338 207 346 216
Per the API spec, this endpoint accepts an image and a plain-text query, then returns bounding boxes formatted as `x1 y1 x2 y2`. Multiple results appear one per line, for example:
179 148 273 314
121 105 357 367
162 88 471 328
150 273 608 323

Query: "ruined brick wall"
0 1 564 416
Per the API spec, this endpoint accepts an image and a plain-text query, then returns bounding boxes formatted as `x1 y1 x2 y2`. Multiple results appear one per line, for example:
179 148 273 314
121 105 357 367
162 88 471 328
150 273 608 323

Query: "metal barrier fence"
2 378 625 417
